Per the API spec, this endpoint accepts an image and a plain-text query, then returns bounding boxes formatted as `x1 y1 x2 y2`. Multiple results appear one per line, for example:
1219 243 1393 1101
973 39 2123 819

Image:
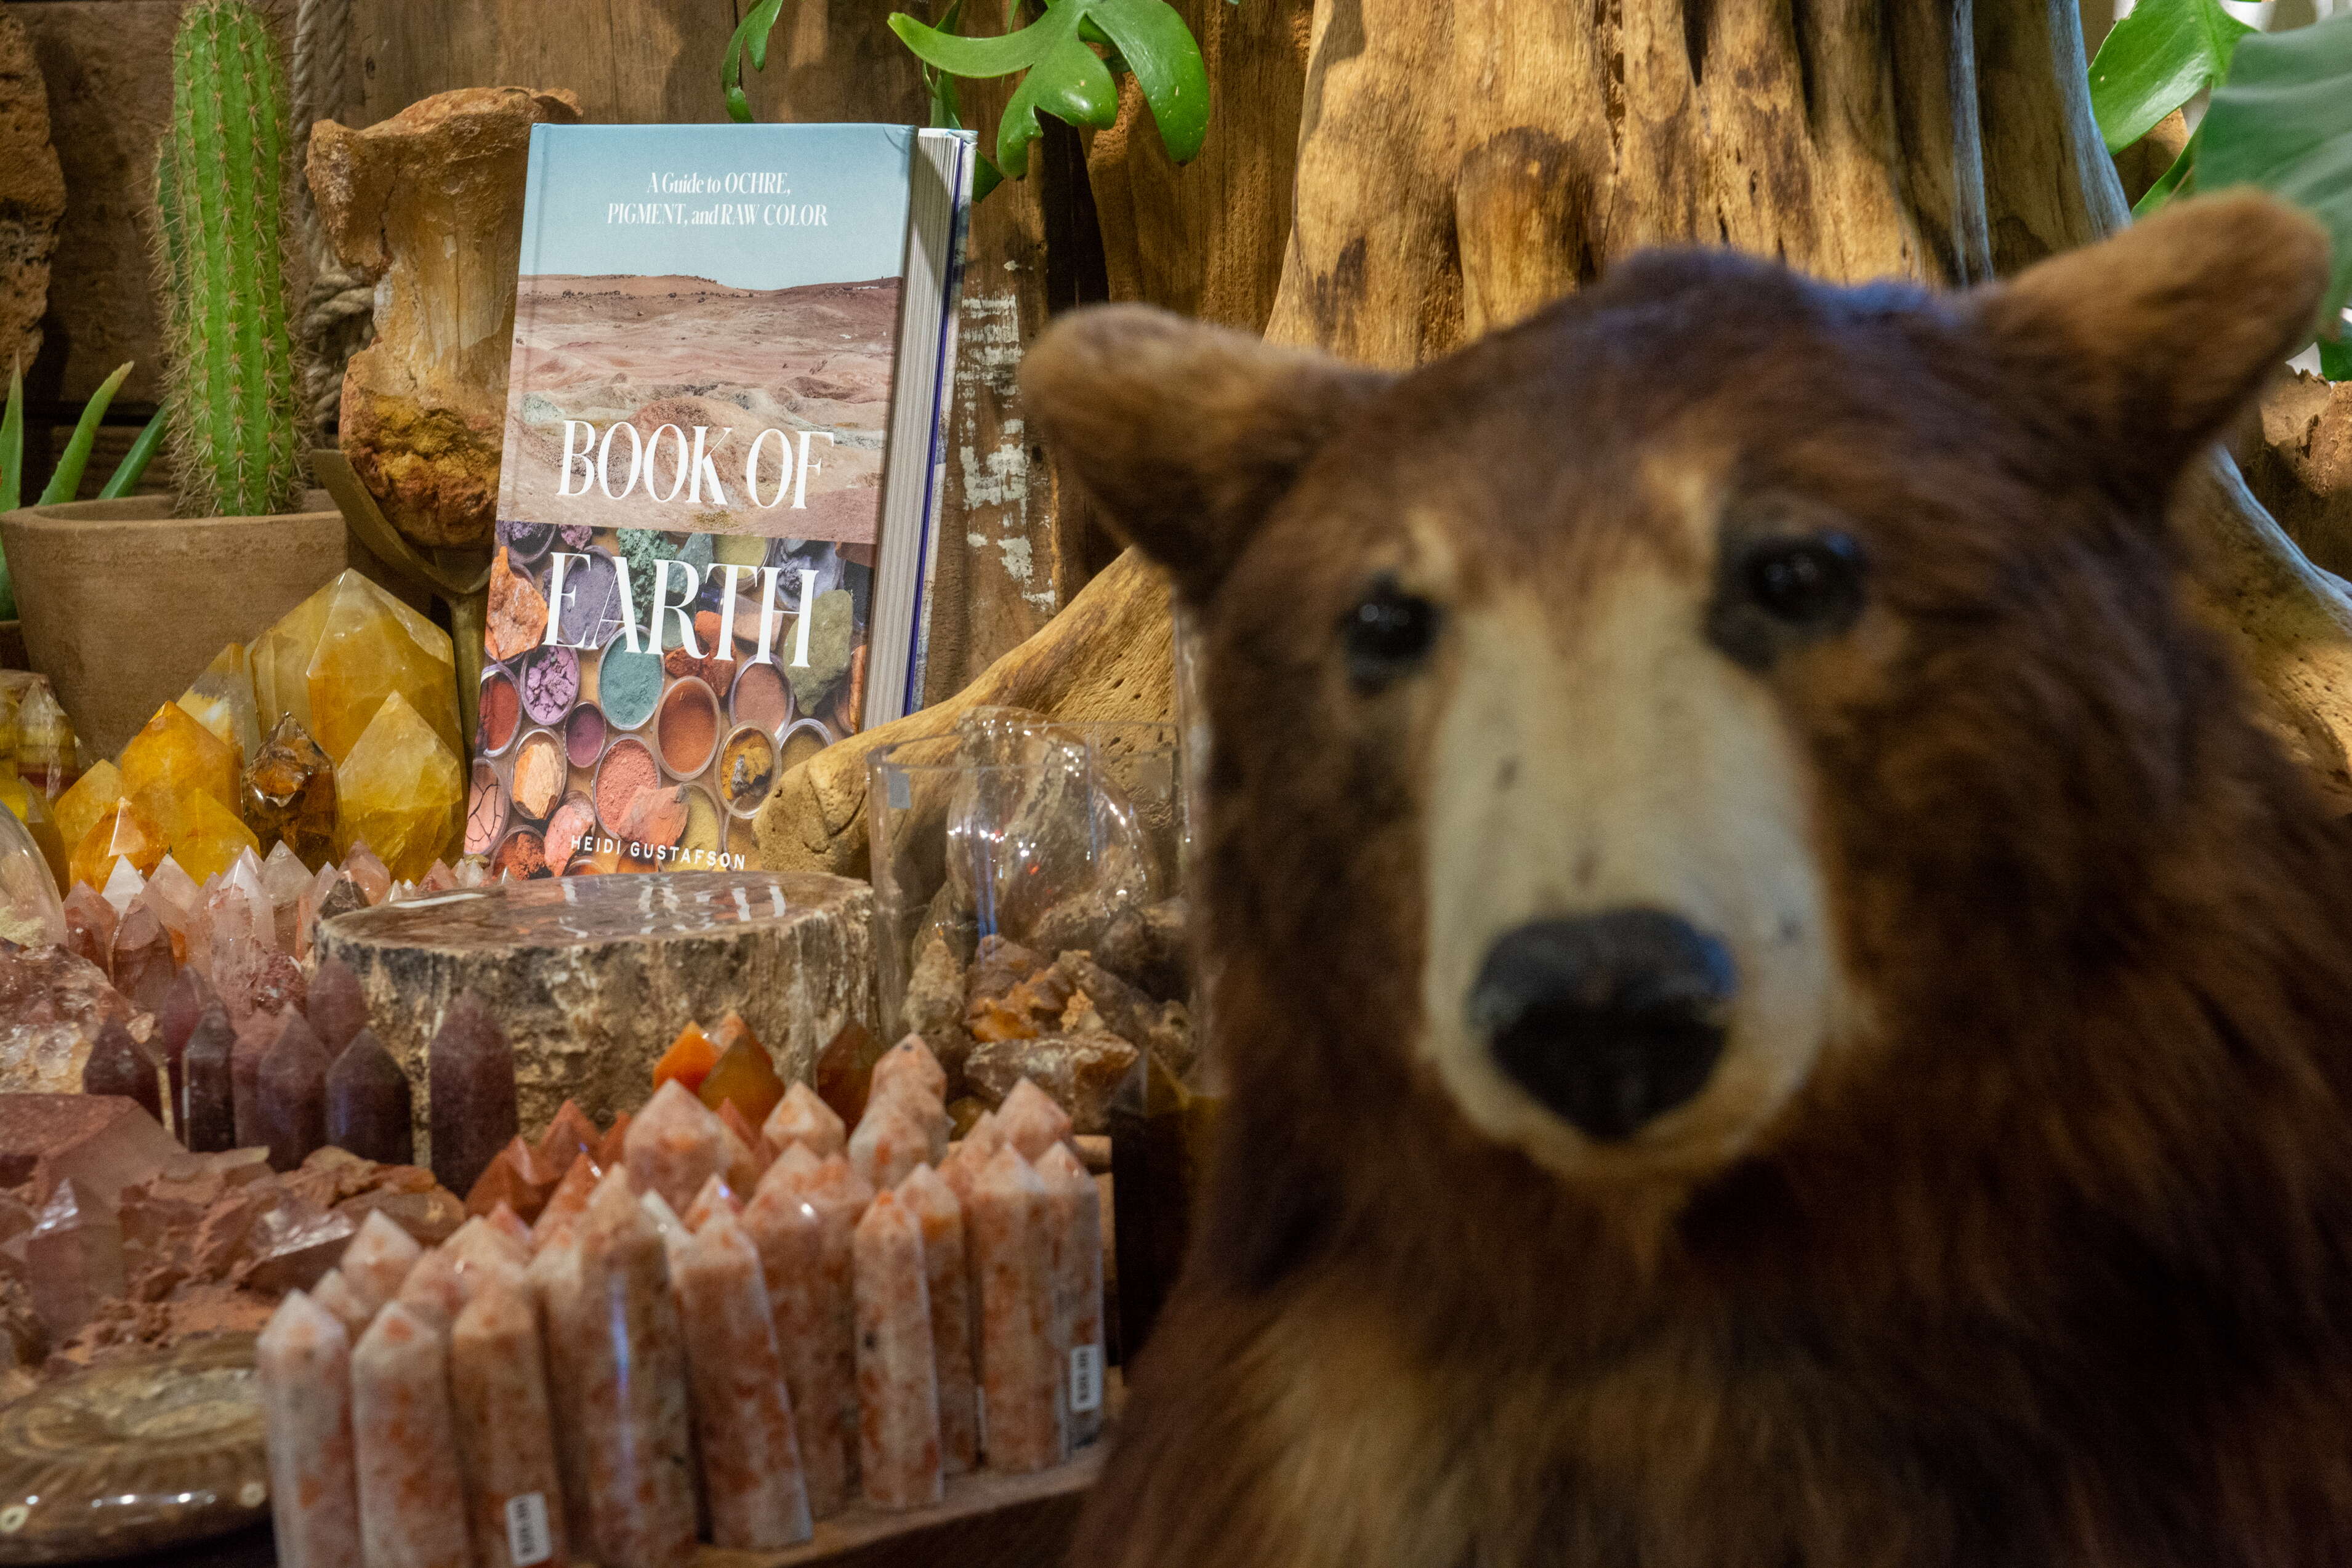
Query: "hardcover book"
468 122 973 878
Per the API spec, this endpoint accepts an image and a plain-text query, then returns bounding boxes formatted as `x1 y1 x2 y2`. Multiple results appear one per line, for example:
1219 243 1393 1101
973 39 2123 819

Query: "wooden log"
312 870 877 1160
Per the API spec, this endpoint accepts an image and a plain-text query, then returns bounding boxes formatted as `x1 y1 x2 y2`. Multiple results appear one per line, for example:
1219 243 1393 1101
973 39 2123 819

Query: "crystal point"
699 1027 786 1127
118 701 242 840
257 1015 331 1172
246 715 338 869
326 1027 414 1165
428 992 517 1197
182 1002 238 1152
82 1017 163 1120
333 695 461 883
308 957 370 1055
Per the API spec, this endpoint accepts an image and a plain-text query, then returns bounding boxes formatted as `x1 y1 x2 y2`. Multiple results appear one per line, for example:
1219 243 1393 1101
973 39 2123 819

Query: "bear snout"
1467 911 1737 1141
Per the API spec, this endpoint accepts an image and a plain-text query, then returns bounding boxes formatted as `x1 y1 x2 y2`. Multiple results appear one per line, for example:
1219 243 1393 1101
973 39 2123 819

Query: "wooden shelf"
698 1447 1105 1568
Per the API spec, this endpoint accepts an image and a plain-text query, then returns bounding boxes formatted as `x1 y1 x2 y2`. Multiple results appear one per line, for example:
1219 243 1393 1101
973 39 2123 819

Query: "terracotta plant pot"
0 491 353 757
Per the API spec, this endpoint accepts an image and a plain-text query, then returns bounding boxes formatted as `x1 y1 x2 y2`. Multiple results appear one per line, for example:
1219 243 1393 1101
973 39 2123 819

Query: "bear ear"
1021 305 1395 600
1967 191 2330 501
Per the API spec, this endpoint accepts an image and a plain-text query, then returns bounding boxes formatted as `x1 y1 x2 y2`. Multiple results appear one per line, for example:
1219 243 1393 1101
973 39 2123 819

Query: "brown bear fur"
1021 191 2352 1567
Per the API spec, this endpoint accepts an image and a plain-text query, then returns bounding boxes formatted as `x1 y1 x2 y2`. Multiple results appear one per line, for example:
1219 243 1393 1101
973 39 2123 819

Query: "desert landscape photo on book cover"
472 124 919 882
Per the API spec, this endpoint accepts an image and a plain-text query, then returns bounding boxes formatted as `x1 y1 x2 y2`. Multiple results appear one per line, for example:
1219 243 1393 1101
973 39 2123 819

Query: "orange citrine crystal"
698 1016 786 1127
651 1023 719 1095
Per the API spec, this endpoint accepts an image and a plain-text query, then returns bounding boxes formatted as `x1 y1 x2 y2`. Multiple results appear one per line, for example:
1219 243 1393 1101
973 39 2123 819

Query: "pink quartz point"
310 1267 373 1340
675 1206 814 1550
257 1289 363 1568
340 1208 424 1318
531 1155 600 1253
576 1167 697 1567
481 1200 534 1256
352 1301 474 1568
62 883 115 971
343 841 393 906
1037 1141 1108 1447
969 1144 1065 1472
108 903 175 1017
158 967 218 1132
849 1096 930 1193
624 1078 728 1213
181 1002 238 1152
307 957 370 1056
683 1171 741 1232
870 1033 948 1106
450 1280 570 1568
428 992 517 1198
326 1027 413 1165
393 1244 466 1330
997 1077 1074 1162
762 1080 846 1160
525 1237 598 1554
81 1018 163 1123
256 1013 331 1172
866 1072 949 1165
742 1146 852 1517
854 1188 944 1509
899 1163 978 1473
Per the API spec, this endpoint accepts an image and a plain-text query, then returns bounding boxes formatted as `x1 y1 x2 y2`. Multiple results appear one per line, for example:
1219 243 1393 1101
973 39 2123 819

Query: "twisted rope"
290 0 369 441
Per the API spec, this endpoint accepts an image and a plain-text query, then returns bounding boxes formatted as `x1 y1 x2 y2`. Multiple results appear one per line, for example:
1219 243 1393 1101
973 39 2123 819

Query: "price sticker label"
506 1492 553 1567
1069 1343 1103 1414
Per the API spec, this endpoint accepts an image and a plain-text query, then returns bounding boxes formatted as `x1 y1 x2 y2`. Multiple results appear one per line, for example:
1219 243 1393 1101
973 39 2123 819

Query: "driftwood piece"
307 87 581 549
0 11 64 378
755 549 1175 878
312 870 876 1158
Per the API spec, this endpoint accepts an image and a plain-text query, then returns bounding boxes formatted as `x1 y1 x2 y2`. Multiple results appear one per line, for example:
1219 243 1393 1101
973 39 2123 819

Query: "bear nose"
1468 911 1737 1142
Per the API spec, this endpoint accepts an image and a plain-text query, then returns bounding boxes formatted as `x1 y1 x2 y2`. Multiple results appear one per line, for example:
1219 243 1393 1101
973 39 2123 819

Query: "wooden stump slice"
313 871 876 1160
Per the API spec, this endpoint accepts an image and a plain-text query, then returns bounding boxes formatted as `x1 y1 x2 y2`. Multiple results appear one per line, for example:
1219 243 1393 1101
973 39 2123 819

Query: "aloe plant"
153 0 304 518
0 360 167 619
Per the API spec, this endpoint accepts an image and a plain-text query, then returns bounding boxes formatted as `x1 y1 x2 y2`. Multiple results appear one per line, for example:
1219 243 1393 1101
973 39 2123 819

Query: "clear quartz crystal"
0 805 64 948
100 856 147 916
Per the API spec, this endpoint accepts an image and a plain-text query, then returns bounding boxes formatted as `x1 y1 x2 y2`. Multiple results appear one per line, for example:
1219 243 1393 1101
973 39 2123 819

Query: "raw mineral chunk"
0 1091 179 1205
450 1281 568 1568
967 1146 1063 1471
428 993 517 1198
853 1189 942 1509
352 1301 473 1568
1037 1142 1106 1447
969 1035 1139 1136
257 1289 363 1568
1096 896 1191 1000
334 693 463 882
762 1080 845 1160
25 1178 126 1339
484 545 548 664
327 1027 413 1165
898 1164 978 1473
675 1207 813 1549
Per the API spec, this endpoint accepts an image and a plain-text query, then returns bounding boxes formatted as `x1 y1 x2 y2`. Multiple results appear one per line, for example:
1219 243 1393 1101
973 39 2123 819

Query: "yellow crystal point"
0 774 68 893
272 570 462 765
69 797 167 893
333 692 462 883
119 702 243 840
169 788 261 884
176 641 261 766
54 760 121 858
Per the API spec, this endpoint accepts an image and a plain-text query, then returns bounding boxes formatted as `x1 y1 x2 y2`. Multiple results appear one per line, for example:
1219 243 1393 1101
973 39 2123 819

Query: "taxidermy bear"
1023 191 2352 1567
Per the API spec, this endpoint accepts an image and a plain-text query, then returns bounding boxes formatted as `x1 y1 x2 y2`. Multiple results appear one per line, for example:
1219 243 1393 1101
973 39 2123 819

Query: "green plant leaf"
723 0 786 124
99 405 169 501
2087 0 2252 154
996 15 1120 175
889 2 1070 78
0 358 22 516
2201 14 2352 328
37 362 132 507
1087 0 1209 163
2320 334 2352 381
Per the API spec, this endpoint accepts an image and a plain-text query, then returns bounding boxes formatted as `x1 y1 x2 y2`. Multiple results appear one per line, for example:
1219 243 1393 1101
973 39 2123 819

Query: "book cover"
467 122 969 878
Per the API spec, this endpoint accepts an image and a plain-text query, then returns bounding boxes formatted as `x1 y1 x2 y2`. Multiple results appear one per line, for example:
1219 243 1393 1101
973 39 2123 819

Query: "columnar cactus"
153 0 305 519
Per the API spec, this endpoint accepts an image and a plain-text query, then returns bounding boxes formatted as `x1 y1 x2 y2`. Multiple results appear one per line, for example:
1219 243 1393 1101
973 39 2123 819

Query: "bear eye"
1707 529 1867 670
1342 575 1441 690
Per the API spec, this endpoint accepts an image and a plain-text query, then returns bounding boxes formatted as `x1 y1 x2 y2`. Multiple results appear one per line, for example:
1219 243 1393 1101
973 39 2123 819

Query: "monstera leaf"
889 0 1210 177
2201 15 2352 332
2087 0 2252 154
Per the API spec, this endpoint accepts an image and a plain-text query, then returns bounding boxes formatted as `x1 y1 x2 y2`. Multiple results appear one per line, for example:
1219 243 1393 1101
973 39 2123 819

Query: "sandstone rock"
313 870 876 1160
964 1032 1139 1135
308 87 582 548
0 12 65 374
2241 369 2352 583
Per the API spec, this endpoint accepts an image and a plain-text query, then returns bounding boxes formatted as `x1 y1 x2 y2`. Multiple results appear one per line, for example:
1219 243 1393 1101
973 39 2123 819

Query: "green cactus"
153 0 305 519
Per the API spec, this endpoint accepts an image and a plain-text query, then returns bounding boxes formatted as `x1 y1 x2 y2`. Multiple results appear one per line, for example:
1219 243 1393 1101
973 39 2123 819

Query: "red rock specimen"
451 1281 569 1568
674 1206 813 1548
326 1028 413 1165
307 957 370 1056
180 1006 239 1153
1037 1142 1107 1447
259 1288 364 1568
763 1081 847 1160
352 1302 473 1568
81 1019 163 1123
900 1163 978 1474
968 1145 1063 1472
428 992 517 1199
853 1189 943 1510
257 1018 332 1172
971 1035 1137 1136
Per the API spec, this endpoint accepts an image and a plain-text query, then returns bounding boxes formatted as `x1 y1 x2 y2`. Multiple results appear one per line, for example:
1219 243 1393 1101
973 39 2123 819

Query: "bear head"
1023 193 2339 1279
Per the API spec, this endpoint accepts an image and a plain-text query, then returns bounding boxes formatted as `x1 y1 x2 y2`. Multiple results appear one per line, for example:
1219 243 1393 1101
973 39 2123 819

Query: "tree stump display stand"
313 870 875 1157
